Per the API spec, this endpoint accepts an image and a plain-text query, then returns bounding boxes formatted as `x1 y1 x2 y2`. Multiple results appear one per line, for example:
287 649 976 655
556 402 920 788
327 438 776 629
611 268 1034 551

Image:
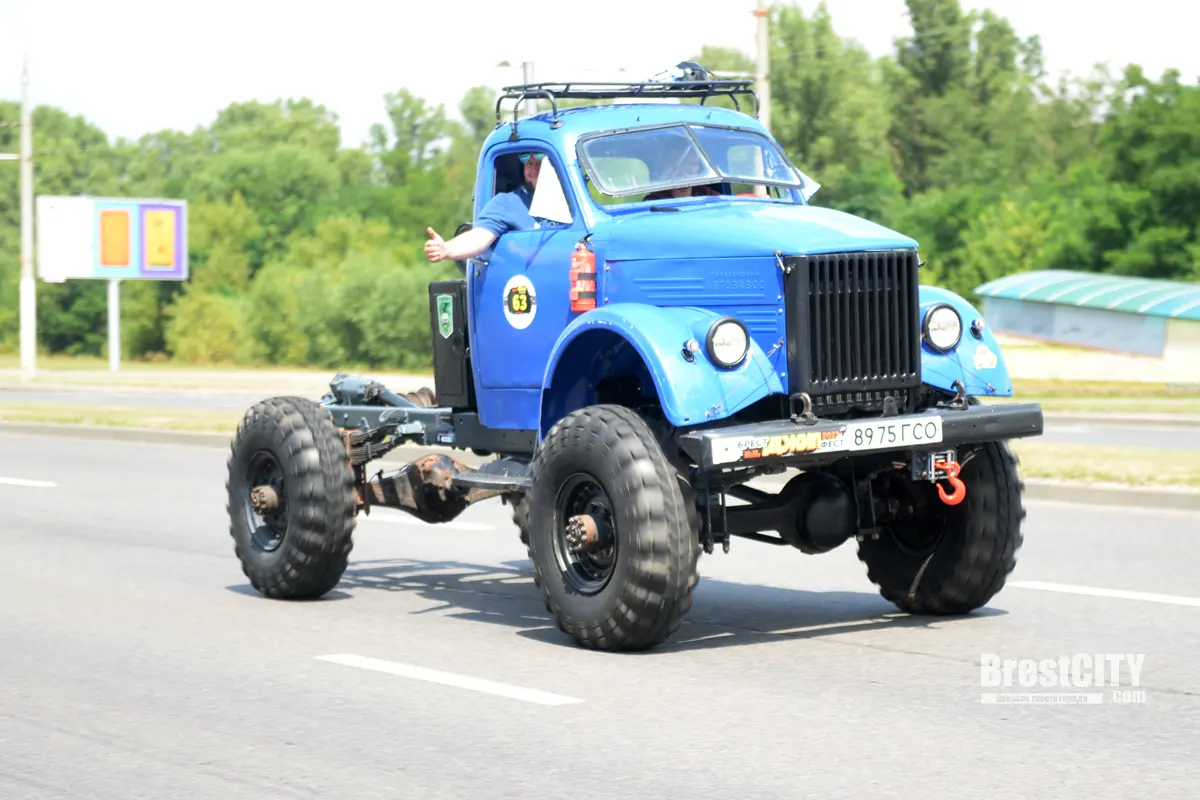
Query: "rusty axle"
357 453 506 524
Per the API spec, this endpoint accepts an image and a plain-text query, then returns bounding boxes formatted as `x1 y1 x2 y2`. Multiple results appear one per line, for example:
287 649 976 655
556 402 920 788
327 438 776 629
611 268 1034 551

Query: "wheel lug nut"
566 514 600 551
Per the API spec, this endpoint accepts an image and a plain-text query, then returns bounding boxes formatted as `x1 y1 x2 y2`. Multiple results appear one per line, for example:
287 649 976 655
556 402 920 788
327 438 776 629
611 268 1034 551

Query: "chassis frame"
315 372 1044 558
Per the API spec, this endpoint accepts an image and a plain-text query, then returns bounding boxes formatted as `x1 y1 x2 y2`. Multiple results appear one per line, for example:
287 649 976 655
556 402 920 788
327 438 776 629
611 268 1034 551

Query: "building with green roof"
974 270 1200 358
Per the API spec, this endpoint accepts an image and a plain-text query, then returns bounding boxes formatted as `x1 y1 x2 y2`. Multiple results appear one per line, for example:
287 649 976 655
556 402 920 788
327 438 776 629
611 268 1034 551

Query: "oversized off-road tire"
526 404 701 651
857 440 1025 615
511 494 530 548
226 396 357 600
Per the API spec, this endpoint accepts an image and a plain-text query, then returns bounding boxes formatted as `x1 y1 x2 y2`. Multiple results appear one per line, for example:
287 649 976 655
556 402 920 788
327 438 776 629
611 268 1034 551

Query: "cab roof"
482 101 773 155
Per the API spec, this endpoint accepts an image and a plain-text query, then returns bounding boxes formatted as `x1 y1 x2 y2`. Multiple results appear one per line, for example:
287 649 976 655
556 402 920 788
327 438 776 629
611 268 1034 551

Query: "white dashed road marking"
1012 581 1200 608
0 476 56 488
314 654 585 706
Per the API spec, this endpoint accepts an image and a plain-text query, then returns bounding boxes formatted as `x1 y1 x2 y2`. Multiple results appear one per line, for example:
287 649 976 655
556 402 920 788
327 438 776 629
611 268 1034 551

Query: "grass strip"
0 403 243 433
987 397 1200 415
1010 378 1200 399
1007 440 1200 489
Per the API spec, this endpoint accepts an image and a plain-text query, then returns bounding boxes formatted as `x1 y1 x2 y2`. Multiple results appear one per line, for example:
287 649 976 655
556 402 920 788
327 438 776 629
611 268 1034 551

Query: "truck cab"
228 68 1044 654
433 85 1009 452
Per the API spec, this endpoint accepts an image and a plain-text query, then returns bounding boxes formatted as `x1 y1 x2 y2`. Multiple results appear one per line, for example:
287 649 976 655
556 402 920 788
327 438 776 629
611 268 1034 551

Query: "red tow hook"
935 460 966 506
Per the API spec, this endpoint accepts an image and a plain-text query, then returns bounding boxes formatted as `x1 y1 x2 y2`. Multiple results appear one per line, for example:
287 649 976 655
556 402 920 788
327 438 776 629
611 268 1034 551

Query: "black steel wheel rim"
883 472 949 556
245 450 288 553
552 473 618 596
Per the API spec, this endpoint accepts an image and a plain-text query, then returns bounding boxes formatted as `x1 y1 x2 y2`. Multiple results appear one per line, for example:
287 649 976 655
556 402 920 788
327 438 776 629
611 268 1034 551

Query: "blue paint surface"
919 286 1014 397
460 100 1016 436
539 304 785 437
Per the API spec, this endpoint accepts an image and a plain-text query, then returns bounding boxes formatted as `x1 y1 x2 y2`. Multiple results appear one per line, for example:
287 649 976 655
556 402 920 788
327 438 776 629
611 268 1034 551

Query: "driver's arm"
424 191 520 263
426 226 497 262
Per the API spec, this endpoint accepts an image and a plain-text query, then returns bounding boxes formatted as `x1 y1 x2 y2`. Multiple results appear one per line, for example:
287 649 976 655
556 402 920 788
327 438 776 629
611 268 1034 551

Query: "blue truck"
225 67 1045 652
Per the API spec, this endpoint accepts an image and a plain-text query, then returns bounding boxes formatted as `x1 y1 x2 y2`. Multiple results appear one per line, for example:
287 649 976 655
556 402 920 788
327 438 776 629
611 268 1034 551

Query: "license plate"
840 416 944 452
707 415 945 465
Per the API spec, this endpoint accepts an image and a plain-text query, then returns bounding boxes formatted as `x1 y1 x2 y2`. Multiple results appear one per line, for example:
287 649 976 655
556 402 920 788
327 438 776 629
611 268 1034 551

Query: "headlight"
923 304 962 351
706 317 749 368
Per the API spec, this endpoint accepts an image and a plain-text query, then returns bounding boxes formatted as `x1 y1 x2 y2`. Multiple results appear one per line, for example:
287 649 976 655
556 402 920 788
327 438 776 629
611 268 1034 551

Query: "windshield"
578 123 806 199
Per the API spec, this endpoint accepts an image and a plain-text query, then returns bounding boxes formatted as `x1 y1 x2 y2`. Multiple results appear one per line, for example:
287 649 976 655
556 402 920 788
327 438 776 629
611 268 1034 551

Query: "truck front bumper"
676 402 1044 470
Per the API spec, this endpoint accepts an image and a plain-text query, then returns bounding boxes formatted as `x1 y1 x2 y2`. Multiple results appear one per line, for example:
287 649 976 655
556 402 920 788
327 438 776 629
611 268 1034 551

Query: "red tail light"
570 243 597 312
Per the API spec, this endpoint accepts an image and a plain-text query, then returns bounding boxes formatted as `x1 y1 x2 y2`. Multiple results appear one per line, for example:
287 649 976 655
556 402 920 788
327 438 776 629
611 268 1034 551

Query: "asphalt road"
2 431 1199 798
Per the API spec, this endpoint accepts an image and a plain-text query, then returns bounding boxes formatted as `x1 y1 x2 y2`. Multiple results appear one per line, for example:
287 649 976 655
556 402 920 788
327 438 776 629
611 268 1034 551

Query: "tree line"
0 0 1196 369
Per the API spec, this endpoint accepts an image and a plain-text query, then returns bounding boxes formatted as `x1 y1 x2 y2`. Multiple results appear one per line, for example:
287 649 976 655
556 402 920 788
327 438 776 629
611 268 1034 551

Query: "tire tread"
858 440 1025 615
225 396 357 600
527 404 700 651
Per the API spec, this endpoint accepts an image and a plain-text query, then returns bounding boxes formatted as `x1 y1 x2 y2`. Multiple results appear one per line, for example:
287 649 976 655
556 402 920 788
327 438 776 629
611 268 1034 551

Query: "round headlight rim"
922 303 963 352
705 316 750 369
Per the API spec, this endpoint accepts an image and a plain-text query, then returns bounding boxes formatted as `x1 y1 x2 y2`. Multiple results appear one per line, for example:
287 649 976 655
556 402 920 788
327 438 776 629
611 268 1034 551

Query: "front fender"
918 286 1014 397
540 303 785 435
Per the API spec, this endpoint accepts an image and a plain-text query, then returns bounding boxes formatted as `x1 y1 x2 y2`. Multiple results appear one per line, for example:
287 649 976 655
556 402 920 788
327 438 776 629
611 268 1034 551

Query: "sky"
1 0 1196 149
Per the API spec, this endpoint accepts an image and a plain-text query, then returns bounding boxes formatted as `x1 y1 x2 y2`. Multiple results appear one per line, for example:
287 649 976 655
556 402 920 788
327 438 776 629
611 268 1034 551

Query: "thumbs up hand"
424 227 447 263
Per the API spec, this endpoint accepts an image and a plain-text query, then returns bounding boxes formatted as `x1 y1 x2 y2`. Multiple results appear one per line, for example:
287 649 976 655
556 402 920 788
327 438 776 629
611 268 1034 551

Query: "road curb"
3 421 1197 511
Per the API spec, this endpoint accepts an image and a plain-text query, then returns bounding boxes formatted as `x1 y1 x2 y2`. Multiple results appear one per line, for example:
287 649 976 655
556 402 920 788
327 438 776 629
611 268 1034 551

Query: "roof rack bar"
494 78 761 122
494 88 559 125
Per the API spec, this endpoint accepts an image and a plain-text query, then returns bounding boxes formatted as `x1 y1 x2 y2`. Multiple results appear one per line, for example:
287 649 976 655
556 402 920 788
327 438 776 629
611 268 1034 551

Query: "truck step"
450 457 531 492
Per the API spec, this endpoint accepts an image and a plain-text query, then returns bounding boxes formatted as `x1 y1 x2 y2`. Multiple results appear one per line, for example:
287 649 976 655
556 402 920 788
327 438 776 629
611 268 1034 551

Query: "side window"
491 152 527 199
487 149 574 227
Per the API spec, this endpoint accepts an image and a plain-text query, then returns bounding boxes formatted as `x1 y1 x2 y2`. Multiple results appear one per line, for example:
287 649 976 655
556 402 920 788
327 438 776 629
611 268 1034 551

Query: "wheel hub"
251 485 279 513
245 450 288 553
883 472 948 555
554 474 618 595
565 513 602 552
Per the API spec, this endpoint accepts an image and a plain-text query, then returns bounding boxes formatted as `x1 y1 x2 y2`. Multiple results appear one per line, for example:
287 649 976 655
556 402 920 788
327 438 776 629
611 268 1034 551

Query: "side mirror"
796 170 821 203
453 222 472 273
528 160 575 226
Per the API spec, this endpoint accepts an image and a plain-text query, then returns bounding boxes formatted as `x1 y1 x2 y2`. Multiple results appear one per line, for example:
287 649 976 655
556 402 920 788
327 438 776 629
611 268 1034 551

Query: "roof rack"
494 78 760 130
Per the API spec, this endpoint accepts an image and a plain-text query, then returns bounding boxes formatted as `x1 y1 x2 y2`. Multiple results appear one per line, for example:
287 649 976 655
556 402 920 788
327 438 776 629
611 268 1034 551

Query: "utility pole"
20 57 34 380
755 0 770 130
522 61 535 118
1 56 36 379
754 0 771 196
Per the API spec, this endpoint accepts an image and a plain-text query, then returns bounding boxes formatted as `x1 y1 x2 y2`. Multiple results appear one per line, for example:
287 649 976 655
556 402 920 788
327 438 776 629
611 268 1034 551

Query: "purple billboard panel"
139 202 188 280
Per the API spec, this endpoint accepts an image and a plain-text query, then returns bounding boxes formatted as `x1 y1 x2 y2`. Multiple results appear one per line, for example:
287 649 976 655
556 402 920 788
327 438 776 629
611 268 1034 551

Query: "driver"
643 145 720 202
424 152 543 263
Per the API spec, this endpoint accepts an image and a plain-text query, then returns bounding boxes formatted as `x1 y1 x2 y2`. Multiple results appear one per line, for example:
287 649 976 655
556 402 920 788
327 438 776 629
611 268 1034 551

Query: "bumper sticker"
712 428 846 465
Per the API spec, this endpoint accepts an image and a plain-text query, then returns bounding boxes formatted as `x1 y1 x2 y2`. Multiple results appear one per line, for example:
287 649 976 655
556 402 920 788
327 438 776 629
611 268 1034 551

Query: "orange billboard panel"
99 210 131 267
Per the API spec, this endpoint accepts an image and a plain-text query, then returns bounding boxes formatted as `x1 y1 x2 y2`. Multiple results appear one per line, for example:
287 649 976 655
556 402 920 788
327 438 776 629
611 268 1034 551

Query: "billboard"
36 195 188 283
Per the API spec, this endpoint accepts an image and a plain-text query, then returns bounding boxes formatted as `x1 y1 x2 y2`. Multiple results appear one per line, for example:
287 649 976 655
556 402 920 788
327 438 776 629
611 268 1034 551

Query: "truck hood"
591 199 918 261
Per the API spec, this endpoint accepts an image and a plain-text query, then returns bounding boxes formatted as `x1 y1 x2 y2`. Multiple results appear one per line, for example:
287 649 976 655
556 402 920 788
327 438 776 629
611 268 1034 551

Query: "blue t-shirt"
474 185 534 239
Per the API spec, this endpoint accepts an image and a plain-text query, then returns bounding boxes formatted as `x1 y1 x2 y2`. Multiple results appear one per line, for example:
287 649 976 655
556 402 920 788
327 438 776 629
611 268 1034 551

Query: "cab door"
467 152 585 431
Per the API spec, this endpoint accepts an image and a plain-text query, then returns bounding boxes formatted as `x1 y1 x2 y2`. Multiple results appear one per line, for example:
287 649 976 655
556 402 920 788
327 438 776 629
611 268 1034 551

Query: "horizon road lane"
2 431 1198 798
3 385 1199 451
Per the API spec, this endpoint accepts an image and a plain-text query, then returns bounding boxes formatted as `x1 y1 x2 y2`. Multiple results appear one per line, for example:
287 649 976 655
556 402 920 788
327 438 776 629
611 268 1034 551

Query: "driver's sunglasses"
519 152 545 164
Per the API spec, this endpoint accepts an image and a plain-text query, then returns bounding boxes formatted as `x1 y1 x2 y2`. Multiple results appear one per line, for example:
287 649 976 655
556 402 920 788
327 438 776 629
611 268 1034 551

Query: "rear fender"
919 286 1014 397
539 304 785 438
